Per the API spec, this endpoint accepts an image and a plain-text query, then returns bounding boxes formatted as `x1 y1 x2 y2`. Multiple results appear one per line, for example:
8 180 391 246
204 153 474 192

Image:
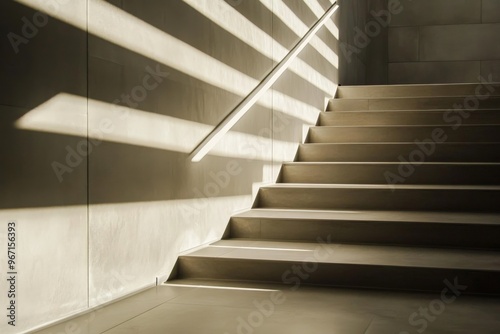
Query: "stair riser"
337 84 500 99
257 188 500 212
298 144 500 162
319 111 500 126
328 97 500 111
179 257 500 294
230 218 500 250
281 164 500 185
308 126 500 143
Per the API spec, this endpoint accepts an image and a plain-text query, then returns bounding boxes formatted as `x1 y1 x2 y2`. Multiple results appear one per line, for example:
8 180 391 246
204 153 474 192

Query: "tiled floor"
36 279 500 334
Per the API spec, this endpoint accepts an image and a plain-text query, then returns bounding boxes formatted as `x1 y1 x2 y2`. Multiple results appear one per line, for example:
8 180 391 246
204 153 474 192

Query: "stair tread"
321 108 500 115
263 183 500 190
283 161 500 165
339 83 500 89
335 85 500 98
302 142 500 145
335 96 500 101
328 96 500 110
311 124 500 128
322 109 500 113
182 240 500 272
234 209 500 225
335 94 500 99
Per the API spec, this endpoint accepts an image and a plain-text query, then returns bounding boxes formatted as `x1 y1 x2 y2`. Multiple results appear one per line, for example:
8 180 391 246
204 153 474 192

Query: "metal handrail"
189 1 339 162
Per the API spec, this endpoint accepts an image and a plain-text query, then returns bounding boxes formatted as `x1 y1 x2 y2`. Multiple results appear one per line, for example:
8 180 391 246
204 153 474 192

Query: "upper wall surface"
388 0 500 84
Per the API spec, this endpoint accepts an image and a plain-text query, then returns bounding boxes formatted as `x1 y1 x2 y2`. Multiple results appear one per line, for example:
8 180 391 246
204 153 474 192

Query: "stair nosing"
331 95 500 101
322 109 500 113
181 255 500 272
282 161 500 165
310 124 500 127
337 82 500 89
300 142 500 145
233 208 500 225
261 183 500 190
180 244 500 272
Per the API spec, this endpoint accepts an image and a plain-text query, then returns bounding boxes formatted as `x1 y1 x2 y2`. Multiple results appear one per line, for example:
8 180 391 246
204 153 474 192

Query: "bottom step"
164 278 500 333
177 240 500 295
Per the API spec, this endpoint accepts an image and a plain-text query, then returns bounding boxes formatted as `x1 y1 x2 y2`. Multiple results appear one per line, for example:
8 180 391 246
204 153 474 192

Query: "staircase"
170 83 500 295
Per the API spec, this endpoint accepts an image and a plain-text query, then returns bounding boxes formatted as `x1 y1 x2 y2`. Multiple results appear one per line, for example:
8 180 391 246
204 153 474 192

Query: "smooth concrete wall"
388 0 500 84
0 0 339 332
338 0 389 85
0 1 89 333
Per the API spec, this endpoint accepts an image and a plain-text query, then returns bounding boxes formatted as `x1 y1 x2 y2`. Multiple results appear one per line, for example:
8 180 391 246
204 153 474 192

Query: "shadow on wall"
337 0 388 85
0 0 339 332
0 1 335 208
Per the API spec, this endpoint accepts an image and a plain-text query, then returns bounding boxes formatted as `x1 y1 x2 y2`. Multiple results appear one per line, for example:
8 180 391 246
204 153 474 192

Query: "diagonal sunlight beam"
13 0 88 30
305 0 340 39
14 93 292 161
182 0 336 95
189 2 339 162
260 0 339 68
15 0 318 127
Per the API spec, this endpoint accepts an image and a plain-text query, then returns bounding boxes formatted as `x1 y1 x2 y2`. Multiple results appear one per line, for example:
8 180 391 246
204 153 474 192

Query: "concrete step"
256 184 500 212
318 110 500 126
280 162 500 185
297 143 500 162
230 209 500 250
337 83 500 99
172 83 500 298
327 96 500 111
308 125 500 143
177 240 500 294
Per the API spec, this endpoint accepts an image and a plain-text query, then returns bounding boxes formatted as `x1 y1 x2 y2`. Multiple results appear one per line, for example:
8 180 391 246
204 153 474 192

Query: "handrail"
189 1 339 162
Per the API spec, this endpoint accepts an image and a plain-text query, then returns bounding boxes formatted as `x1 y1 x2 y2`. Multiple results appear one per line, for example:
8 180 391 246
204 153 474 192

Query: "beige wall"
0 0 339 332
389 0 500 84
0 1 89 332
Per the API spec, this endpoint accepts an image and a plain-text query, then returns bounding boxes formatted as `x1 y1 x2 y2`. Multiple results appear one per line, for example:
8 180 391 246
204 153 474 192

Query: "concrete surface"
0 0 340 332
388 0 500 84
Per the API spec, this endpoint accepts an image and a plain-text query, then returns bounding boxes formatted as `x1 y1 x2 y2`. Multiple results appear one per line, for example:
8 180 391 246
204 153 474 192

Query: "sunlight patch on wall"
14 93 87 137
183 0 336 95
305 0 340 39
16 0 321 124
15 0 87 30
261 0 339 69
14 93 293 161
